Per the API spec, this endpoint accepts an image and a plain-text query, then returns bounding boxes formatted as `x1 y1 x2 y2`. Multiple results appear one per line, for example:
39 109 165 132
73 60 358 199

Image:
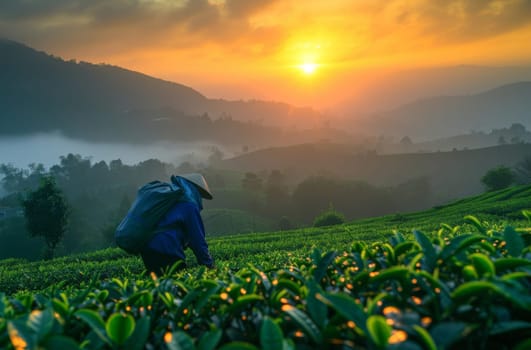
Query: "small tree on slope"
22 176 69 259
481 166 515 192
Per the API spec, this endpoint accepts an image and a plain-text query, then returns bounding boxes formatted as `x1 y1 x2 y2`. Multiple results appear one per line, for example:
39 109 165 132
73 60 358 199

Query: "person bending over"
141 173 214 274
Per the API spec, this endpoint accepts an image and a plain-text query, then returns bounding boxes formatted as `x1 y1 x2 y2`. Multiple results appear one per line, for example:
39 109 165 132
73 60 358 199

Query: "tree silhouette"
313 204 345 227
481 166 515 192
242 172 262 193
515 156 531 184
22 176 69 259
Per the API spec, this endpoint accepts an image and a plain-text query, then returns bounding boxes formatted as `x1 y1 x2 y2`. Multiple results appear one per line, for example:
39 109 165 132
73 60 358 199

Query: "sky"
1 0 531 108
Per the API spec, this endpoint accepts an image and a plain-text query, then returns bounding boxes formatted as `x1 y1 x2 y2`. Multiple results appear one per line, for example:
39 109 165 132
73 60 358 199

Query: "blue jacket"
145 181 214 267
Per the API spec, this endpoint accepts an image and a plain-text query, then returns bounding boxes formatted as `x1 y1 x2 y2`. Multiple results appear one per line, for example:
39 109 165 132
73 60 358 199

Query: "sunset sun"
299 62 318 75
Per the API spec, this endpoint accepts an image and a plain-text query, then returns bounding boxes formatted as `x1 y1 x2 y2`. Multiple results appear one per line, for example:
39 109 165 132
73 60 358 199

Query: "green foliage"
0 186 530 349
515 155 531 184
0 217 529 349
313 204 345 227
481 166 516 191
1 185 530 294
21 176 69 258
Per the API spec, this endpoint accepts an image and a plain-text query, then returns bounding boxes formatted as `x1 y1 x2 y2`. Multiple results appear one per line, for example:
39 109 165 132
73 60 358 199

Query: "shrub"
21 176 69 259
481 166 515 191
313 204 345 227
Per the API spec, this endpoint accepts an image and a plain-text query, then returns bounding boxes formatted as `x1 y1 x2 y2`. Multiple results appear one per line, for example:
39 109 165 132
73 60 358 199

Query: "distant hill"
336 65 531 115
219 143 531 203
378 123 531 154
0 39 324 142
356 82 531 141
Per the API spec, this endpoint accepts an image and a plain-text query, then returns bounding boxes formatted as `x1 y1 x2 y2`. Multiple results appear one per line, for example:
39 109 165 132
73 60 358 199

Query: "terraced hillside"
0 185 529 349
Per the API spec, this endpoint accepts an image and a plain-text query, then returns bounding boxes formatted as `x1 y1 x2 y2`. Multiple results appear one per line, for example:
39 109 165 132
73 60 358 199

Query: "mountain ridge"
356 81 531 141
0 39 323 141
219 142 531 203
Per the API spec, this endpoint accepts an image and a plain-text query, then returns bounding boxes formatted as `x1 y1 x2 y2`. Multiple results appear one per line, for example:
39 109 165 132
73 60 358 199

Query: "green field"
0 186 530 349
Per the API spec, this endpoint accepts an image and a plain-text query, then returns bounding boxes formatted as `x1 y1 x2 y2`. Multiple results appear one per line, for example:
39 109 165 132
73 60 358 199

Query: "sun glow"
299 62 318 75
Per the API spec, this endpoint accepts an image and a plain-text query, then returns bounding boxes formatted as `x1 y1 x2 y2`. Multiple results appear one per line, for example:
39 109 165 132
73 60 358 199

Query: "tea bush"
0 185 530 349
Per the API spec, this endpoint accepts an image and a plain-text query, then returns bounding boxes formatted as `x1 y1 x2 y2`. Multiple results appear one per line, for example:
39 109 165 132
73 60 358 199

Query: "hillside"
337 64 531 115
0 39 323 142
1 185 529 349
381 123 531 154
356 81 531 140
219 143 531 203
2 184 530 294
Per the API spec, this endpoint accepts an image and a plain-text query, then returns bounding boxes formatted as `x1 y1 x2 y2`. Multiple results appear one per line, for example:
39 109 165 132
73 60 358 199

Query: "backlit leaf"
74 309 108 344
315 292 367 333
167 331 195 350
105 313 135 345
414 231 436 271
260 317 284 350
281 304 322 344
367 315 391 349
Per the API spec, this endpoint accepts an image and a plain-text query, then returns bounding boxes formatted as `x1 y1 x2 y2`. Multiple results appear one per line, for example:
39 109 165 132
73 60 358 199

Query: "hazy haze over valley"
0 133 222 169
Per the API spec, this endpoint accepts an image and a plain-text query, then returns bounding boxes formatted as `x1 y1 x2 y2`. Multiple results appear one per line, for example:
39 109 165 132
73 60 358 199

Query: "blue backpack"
115 178 184 254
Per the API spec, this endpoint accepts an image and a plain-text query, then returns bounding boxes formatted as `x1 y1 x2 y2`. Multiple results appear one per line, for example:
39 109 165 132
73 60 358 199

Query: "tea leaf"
8 320 36 350
228 294 263 313
439 234 484 261
469 253 495 278
414 231 436 271
167 331 195 350
413 325 436 350
504 226 525 256
198 329 222 350
315 292 367 333
260 317 284 350
366 315 391 349
464 215 486 234
281 304 322 344
27 308 53 340
74 309 108 344
124 316 150 350
105 313 135 345
313 251 337 281
42 335 80 350
306 281 327 329
493 257 531 273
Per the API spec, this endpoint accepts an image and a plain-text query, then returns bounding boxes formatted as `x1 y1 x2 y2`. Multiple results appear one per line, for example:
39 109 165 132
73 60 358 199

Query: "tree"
481 166 515 192
0 163 27 193
22 176 69 259
313 204 345 227
515 155 531 184
242 172 263 193
278 216 292 231
400 136 413 145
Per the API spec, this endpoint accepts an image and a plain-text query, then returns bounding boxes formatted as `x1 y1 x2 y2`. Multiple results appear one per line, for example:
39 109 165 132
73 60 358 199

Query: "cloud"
0 0 529 71
0 0 283 55
379 0 531 43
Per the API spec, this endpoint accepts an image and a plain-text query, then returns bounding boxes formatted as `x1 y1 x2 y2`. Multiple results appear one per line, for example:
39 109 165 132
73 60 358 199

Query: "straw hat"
177 173 213 200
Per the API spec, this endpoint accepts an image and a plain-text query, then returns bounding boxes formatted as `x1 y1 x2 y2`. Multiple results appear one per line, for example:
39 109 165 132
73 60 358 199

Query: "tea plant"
0 217 529 349
0 185 530 349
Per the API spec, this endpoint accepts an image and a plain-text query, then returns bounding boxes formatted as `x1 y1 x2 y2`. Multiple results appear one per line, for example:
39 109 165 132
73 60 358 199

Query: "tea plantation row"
0 186 530 349
1 185 530 295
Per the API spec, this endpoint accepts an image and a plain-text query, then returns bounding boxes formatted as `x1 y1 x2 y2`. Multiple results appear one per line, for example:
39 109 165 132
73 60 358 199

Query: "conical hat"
177 173 213 200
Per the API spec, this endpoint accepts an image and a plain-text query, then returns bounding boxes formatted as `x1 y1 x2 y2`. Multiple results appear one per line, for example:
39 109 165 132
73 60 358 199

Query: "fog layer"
0 132 216 168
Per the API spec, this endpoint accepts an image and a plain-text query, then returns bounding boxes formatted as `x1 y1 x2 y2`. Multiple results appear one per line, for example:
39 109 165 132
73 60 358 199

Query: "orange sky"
2 0 531 108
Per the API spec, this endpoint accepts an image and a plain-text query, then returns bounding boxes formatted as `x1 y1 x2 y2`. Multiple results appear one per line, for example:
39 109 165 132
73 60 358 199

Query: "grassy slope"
0 185 530 294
